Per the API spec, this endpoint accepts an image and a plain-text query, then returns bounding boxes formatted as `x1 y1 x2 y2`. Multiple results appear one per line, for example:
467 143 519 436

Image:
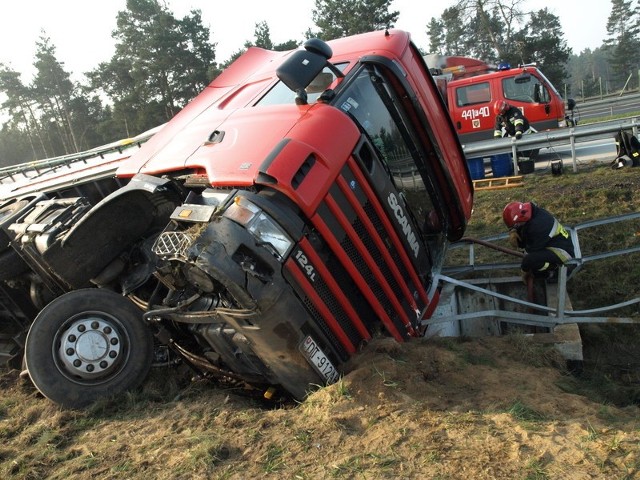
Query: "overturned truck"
0 29 473 408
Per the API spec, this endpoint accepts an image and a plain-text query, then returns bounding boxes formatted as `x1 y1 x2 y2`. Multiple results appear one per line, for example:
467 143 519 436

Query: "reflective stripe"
548 219 569 239
547 247 572 263
538 261 551 272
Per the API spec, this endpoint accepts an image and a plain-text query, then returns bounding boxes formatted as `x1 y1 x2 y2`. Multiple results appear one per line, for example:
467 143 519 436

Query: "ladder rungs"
473 175 524 191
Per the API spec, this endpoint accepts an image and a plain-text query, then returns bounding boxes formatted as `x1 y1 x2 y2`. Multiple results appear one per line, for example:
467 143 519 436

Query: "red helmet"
503 201 532 228
494 99 509 116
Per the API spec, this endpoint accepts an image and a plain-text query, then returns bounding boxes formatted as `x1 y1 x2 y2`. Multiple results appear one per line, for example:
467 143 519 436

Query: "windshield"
502 74 551 103
331 65 445 243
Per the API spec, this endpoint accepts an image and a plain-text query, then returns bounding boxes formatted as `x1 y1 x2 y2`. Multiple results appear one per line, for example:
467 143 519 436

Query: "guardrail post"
570 128 577 173
511 140 518 175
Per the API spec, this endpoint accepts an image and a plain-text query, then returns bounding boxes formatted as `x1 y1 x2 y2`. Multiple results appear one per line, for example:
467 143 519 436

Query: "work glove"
508 229 521 249
515 131 523 139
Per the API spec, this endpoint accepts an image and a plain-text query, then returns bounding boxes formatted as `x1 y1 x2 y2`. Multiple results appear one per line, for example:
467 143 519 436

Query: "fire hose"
458 237 534 303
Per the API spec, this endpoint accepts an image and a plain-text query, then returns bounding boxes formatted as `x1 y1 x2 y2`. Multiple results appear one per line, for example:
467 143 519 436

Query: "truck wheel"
25 288 154 409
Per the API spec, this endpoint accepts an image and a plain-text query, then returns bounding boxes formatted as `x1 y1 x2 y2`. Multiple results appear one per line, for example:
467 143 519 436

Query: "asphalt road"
535 138 617 168
573 92 640 123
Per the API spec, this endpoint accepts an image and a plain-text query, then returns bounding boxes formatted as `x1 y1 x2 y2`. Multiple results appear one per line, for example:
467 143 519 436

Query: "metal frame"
0 125 162 186
463 117 640 174
421 212 640 330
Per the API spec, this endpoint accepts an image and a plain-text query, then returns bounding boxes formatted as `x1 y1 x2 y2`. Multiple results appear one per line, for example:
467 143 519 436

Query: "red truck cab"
2 30 474 408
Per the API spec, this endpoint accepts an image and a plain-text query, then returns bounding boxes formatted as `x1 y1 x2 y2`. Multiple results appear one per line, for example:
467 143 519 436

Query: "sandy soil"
1 333 638 480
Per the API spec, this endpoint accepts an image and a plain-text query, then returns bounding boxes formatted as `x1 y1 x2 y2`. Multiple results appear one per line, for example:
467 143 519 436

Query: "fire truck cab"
427 55 569 144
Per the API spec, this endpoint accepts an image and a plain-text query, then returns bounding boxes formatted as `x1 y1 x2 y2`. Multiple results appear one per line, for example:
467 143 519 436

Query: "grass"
0 164 638 480
262 444 286 473
524 459 550 480
507 333 565 368
372 366 399 388
578 110 640 125
462 164 640 407
506 400 545 423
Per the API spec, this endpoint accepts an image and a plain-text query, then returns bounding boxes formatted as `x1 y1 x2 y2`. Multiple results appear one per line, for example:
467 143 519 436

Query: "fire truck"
0 29 473 408
426 55 571 144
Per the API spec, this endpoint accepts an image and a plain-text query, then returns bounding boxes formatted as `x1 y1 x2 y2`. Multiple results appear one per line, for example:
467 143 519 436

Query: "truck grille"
285 157 430 358
153 231 193 259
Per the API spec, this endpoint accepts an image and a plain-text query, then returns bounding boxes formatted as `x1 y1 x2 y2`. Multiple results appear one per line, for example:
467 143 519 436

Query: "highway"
535 138 617 167
572 92 640 123
517 92 640 172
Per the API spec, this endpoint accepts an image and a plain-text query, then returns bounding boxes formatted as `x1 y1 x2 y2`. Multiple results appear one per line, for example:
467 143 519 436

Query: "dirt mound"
2 334 638 479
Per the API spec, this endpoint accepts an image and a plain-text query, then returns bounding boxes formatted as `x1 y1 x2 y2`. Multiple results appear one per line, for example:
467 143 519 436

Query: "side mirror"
276 40 331 93
276 38 343 96
567 98 576 110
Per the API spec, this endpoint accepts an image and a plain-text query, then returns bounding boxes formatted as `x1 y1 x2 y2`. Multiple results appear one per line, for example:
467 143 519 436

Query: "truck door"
449 81 493 144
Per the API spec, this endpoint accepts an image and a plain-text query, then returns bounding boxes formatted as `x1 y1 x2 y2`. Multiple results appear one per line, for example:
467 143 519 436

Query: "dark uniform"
494 105 531 139
512 203 574 276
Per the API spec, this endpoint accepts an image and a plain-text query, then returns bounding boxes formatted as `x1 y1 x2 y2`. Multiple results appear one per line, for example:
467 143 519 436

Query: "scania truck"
0 29 473 408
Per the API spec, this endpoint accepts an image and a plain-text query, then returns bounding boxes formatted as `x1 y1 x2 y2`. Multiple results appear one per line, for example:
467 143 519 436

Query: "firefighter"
503 201 575 281
493 100 531 139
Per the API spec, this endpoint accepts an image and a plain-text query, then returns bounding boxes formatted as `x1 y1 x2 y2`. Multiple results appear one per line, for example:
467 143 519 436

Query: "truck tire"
25 288 154 409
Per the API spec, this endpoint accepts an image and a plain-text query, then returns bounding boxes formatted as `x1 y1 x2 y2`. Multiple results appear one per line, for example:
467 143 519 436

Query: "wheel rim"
55 312 129 383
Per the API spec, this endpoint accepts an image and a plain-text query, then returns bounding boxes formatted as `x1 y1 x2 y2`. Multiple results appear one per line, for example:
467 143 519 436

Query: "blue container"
490 153 514 178
467 157 485 180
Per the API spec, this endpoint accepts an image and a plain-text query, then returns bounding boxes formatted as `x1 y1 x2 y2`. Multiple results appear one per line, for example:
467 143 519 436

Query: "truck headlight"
223 196 293 260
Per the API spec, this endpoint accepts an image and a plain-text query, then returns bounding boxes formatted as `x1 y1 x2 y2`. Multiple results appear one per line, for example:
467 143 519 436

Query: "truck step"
473 175 523 191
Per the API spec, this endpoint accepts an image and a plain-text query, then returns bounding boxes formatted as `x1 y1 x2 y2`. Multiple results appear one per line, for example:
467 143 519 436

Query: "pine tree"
425 0 571 84
89 0 215 135
32 34 79 155
312 0 399 40
0 64 46 161
604 0 640 90
427 17 445 55
513 8 572 87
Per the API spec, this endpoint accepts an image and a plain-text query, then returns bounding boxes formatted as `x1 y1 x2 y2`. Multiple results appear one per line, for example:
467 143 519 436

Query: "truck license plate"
299 335 339 384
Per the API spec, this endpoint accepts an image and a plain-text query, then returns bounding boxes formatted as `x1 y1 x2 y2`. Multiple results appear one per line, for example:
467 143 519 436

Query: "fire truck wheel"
25 288 154 409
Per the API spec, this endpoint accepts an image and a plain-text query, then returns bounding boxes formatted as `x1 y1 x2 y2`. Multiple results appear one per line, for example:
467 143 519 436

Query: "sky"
0 0 614 82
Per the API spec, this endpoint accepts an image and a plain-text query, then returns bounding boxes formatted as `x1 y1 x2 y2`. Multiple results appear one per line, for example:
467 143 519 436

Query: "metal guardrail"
462 117 640 173
0 124 163 185
1 115 637 187
426 212 640 329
